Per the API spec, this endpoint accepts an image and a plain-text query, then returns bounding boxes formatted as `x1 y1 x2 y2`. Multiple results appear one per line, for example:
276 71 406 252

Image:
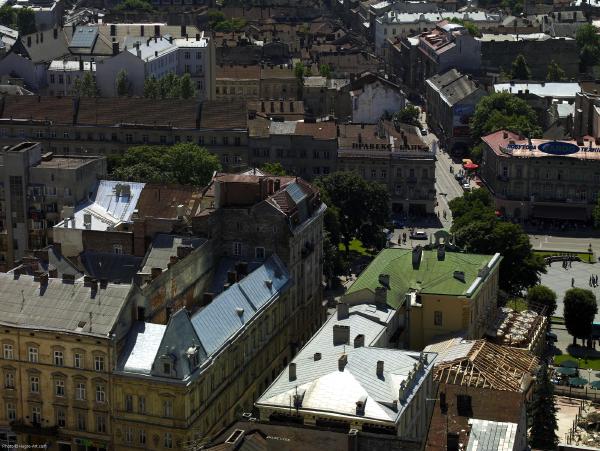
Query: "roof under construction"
427 339 538 392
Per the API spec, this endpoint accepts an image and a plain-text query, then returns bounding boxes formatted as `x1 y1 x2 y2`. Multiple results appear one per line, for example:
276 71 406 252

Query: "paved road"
529 234 600 255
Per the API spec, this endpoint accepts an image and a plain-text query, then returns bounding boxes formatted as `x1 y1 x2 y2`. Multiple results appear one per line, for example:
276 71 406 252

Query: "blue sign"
538 141 580 155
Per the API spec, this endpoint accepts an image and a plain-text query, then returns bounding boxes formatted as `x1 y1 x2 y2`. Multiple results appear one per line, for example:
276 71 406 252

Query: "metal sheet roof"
467 420 518 451
140 234 206 274
120 322 167 374
0 273 131 336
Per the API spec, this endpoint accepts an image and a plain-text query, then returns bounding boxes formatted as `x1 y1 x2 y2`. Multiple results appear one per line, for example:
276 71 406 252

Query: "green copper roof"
345 248 497 309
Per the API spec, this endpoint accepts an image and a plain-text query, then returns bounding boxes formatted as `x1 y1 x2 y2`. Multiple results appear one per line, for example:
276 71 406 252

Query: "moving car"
410 230 428 240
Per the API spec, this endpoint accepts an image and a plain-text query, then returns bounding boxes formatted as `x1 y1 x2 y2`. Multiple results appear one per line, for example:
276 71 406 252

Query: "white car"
462 183 472 191
410 230 428 240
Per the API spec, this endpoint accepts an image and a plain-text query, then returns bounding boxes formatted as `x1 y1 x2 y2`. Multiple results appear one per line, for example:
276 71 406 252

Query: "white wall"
351 81 406 124
95 51 144 97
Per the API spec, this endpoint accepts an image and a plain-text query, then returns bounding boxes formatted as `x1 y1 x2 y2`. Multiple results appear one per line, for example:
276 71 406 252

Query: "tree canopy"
73 73 97 97
110 143 221 186
470 92 542 139
526 285 558 317
546 60 566 82
315 171 390 254
449 18 481 37
511 54 531 80
208 10 246 32
393 104 420 127
115 0 154 11
144 73 195 100
319 64 331 78
260 162 287 176
564 288 598 345
576 24 600 71
0 5 36 34
449 189 546 295
529 364 559 450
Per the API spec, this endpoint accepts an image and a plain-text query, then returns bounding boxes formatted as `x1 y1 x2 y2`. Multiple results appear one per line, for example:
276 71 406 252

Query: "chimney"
79 59 84 71
399 381 407 403
169 255 179 267
112 42 119 55
53 28 58 39
151 267 163 279
289 362 297 381
154 51 158 57
354 334 364 348
337 302 349 320
338 354 348 371
181 24 187 37
376 360 384 378
27 36 31 47
48 267 58 278
375 286 387 307
227 270 237 284
154 24 160 36
314 352 321 361
71 24 76 36
333 325 350 345
203 292 214 305
437 245 445 261
39 273 49 287
412 245 423 269
62 273 75 284
196 33 200 41
177 246 192 259
110 24 116 36
274 178 281 191
140 25 144 36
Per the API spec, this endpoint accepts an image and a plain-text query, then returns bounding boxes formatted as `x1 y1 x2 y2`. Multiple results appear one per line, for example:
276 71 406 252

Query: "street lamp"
589 244 593 263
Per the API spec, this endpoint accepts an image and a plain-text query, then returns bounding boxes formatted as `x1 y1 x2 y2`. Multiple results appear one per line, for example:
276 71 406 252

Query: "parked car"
462 183 472 191
410 230 428 240
421 128 428 136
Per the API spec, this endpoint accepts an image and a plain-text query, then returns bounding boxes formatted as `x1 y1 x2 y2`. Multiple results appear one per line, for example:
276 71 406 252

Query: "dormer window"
163 362 172 375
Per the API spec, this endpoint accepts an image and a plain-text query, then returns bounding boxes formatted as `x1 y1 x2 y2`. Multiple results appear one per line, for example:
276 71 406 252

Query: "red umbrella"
463 162 479 170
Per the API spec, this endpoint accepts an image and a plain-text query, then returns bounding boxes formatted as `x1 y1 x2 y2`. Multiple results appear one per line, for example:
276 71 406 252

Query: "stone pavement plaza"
540 261 600 320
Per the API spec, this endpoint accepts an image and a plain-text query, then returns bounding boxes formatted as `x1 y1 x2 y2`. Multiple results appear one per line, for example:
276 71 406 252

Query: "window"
28 346 38 363
63 131 69 139
6 403 15 421
96 415 106 433
75 382 86 400
4 372 14 389
164 432 173 449
233 242 242 257
113 244 123 255
125 394 133 412
196 51 202 60
434 311 443 326
381 169 387 179
160 135 167 144
3 343 13 359
58 74 64 84
125 134 133 143
74 353 83 368
137 396 146 414
56 408 66 427
54 350 64 366
125 427 133 443
31 406 41 424
139 429 146 445
255 247 265 260
94 355 105 372
96 384 105 403
163 362 172 375
163 399 173 418
142 134 148 143
77 412 86 431
55 379 65 397
313 167 321 175
184 51 190 59
456 394 472 416
50 74 55 83
371 169 376 179
30 376 40 393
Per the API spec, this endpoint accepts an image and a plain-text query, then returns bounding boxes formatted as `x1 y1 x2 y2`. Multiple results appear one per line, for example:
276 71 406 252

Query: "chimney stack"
314 352 321 361
374 286 387 308
337 302 349 320
338 354 348 371
289 362 297 381
354 334 364 348
376 360 384 378
151 267 163 279
333 325 350 345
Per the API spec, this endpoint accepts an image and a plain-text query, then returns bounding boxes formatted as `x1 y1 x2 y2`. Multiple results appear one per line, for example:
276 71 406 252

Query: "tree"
449 18 481 37
314 171 390 254
260 162 287 176
529 364 559 450
546 60 566 81
393 104 420 127
294 62 305 79
144 76 159 99
564 288 598 346
449 189 546 295
470 92 542 139
319 64 331 78
0 5 15 28
116 70 129 97
526 285 558 317
72 73 97 97
158 72 181 99
115 0 154 11
511 54 531 80
180 73 195 99
110 143 221 186
576 24 600 71
15 8 35 34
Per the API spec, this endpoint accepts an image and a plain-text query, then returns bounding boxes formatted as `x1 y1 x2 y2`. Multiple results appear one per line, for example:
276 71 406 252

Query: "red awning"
463 163 479 170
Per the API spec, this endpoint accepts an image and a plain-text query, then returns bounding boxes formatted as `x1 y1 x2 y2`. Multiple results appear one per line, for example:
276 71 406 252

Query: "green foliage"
529 364 559 450
294 62 305 79
303 65 312 77
315 171 390 255
115 0 154 11
179 73 195 99
0 5 15 28
500 0 523 15
144 73 194 99
448 18 481 37
511 54 531 80
110 143 221 186
72 73 97 97
470 92 542 138
116 70 129 97
16 8 35 34
260 162 287 176
319 64 331 78
546 60 566 81
576 24 600 70
208 10 246 32
393 104 420 127
564 288 598 344
449 189 546 295
526 285 558 317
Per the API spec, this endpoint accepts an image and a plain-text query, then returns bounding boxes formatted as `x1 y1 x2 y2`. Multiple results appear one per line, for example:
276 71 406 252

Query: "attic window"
77 321 86 328
163 362 172 375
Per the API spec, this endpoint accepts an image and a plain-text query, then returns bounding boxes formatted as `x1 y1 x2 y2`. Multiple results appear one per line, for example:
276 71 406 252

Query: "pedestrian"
572 277 575 287
590 275 593 287
569 259 572 268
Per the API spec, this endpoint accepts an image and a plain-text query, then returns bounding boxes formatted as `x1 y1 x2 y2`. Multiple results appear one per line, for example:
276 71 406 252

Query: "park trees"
392 104 420 127
526 285 558 317
143 73 195 99
529 364 559 450
546 60 566 82
449 189 546 295
564 288 598 346
576 24 600 72
110 143 221 186
470 92 542 139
